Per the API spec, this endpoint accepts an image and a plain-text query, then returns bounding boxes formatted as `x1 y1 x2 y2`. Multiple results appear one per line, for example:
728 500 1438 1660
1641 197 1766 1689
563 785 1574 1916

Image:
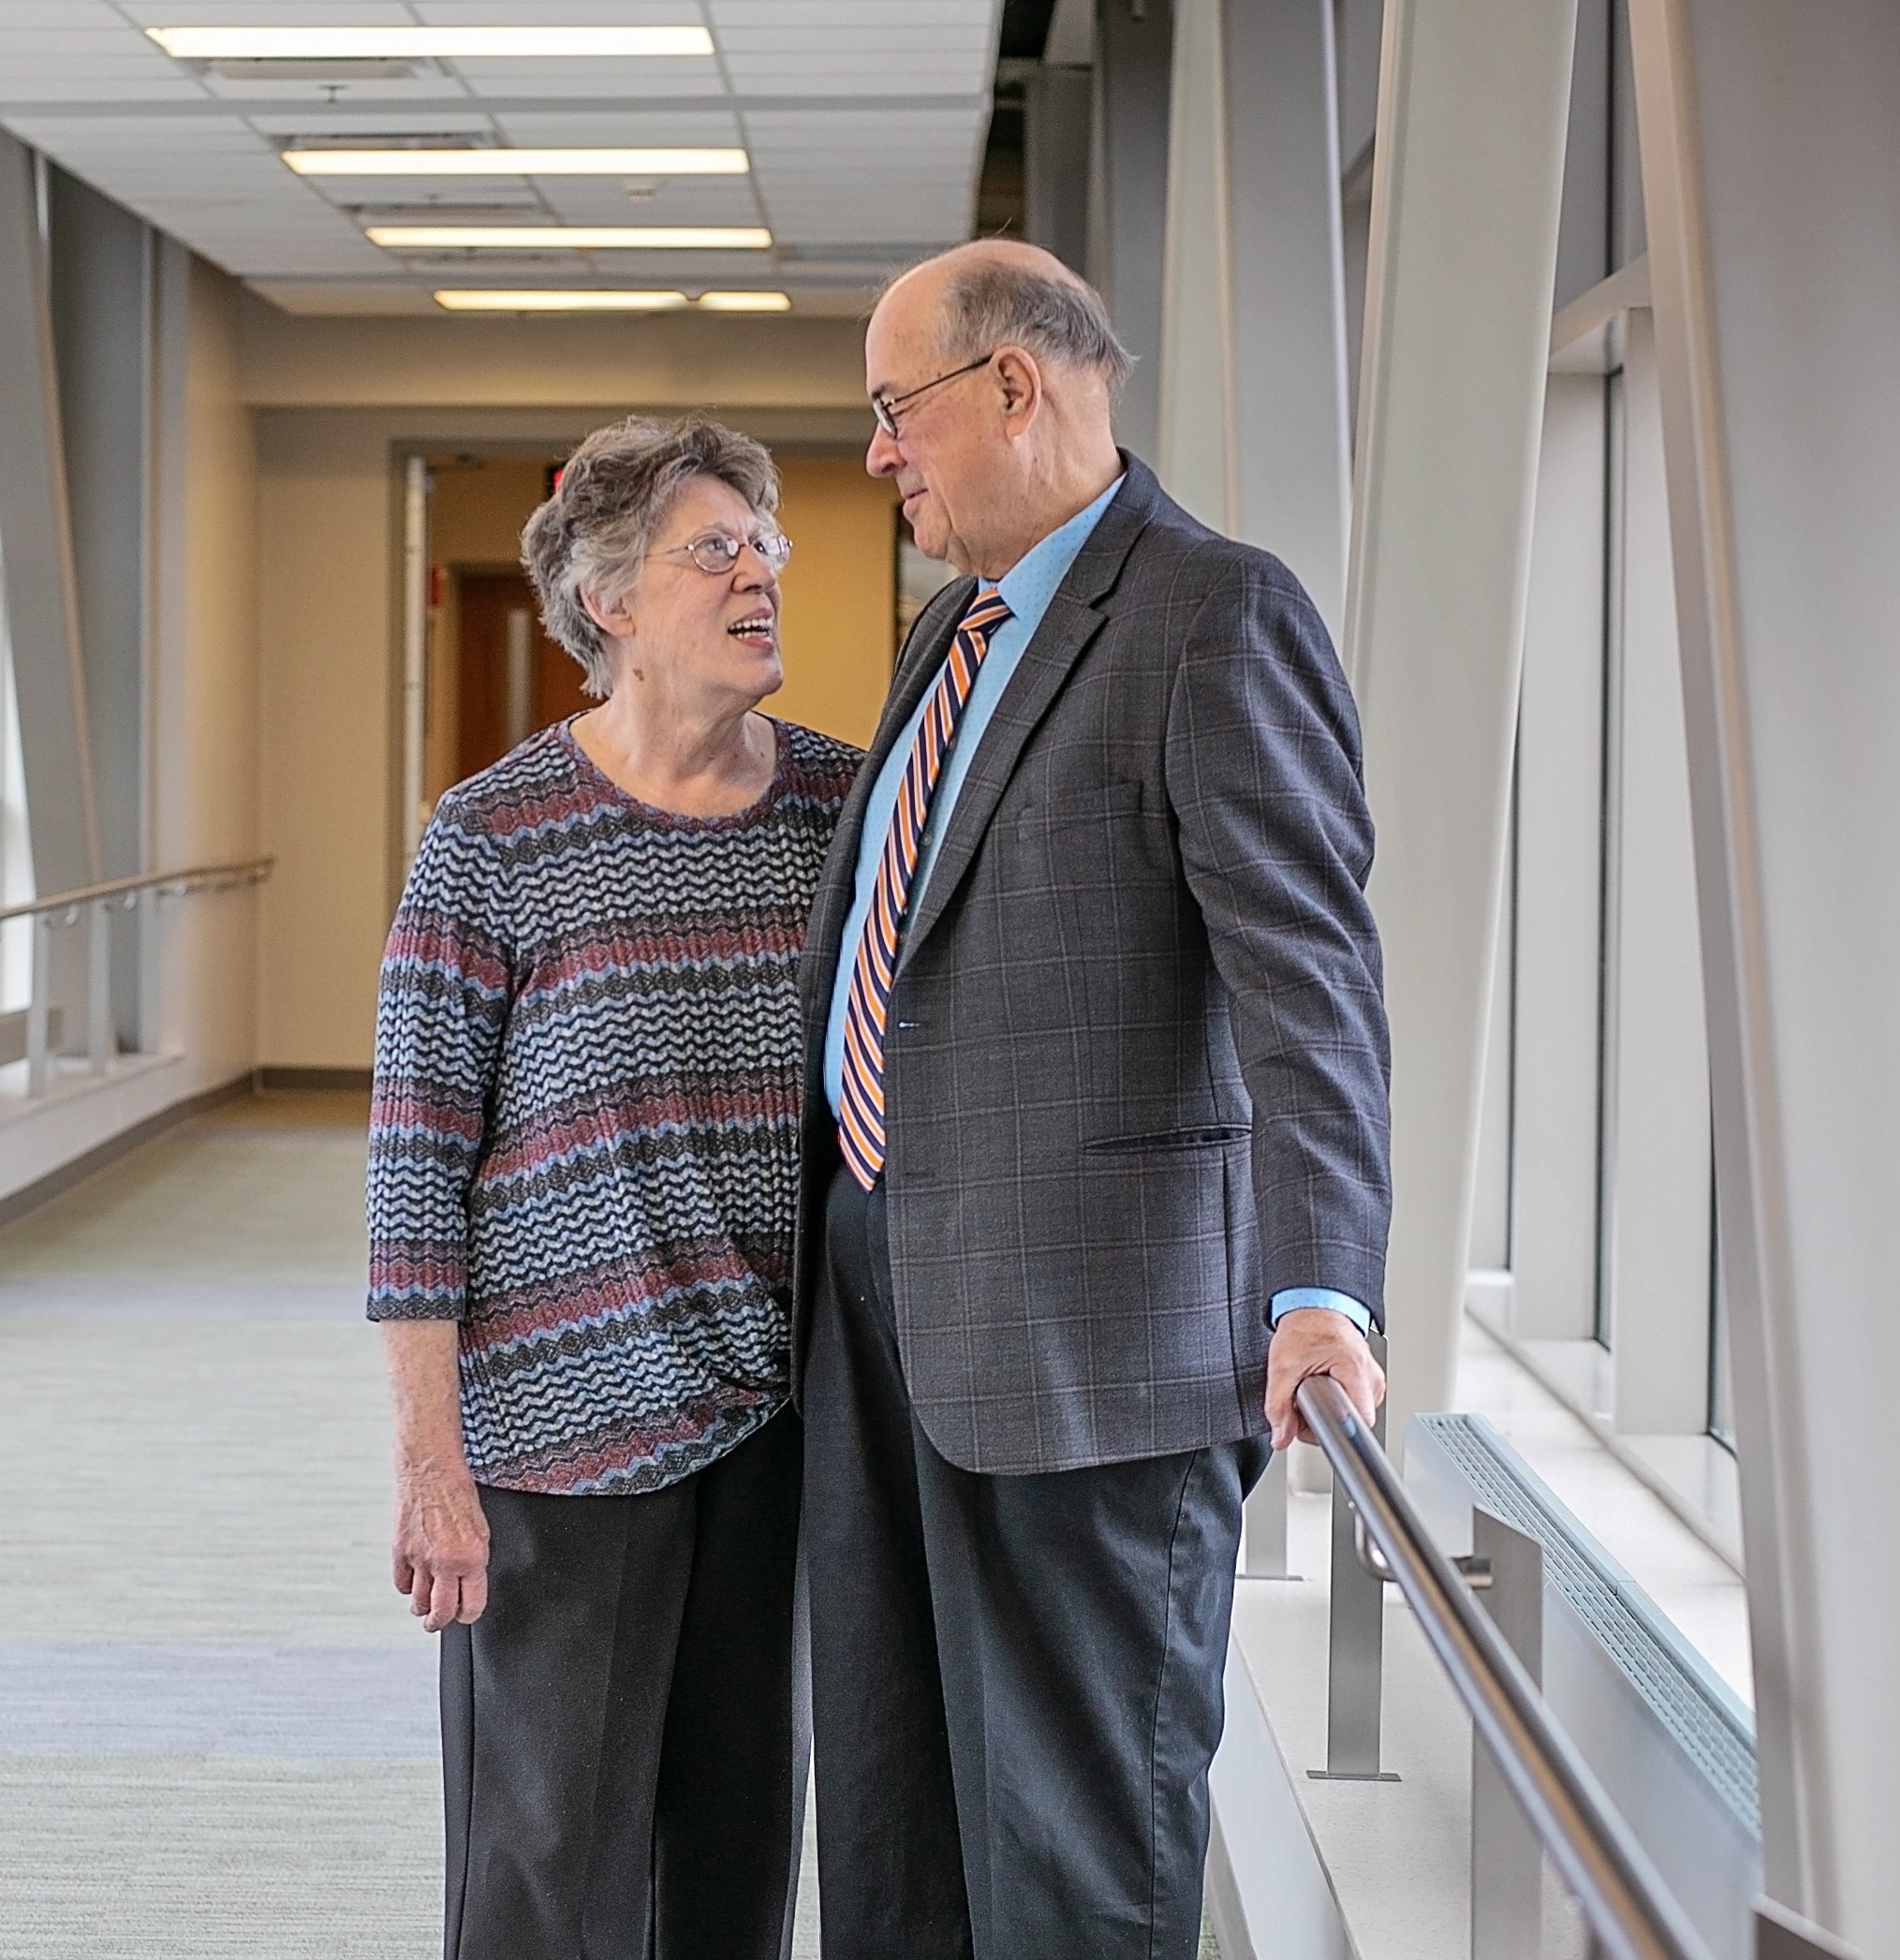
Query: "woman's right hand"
392 1457 491 1631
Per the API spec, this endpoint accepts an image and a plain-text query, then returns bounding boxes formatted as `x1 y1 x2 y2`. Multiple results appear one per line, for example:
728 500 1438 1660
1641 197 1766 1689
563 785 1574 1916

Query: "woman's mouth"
727 612 776 645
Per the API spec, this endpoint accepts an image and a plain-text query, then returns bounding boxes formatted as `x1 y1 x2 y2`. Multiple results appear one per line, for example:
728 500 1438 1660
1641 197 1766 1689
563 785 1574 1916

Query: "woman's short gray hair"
933 257 1133 400
522 413 779 696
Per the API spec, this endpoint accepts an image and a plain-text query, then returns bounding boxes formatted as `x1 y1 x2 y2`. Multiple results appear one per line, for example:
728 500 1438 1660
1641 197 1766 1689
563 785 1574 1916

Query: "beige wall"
243 296 889 1070
152 254 262 1091
252 409 892 1069
773 456 898 748
255 412 395 1071
237 295 872 419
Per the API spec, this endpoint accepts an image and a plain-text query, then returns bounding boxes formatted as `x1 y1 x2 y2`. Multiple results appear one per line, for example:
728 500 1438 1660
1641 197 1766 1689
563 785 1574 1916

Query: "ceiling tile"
0 0 1002 302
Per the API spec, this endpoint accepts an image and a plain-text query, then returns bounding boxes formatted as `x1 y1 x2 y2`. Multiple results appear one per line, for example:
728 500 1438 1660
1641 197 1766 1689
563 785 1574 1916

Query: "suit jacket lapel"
800 575 973 1038
898 465 1156 966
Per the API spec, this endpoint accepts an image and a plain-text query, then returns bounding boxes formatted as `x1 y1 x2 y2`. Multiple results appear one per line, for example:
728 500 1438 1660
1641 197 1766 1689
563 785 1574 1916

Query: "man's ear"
993 346 1043 434
579 582 634 641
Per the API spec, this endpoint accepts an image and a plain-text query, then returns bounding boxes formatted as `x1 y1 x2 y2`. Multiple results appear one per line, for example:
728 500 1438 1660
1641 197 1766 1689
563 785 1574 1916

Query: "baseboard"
1204 1809 1258 1960
0 1072 256 1234
255 1066 374 1094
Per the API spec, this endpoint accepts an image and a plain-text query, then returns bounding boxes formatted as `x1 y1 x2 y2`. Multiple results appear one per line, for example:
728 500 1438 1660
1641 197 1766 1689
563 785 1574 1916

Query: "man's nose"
866 424 901 477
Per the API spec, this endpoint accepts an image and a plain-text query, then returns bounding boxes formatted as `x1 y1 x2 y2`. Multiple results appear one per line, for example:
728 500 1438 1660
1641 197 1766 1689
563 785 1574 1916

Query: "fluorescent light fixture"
697 290 792 312
147 26 713 60
284 147 748 178
434 289 690 312
370 225 772 250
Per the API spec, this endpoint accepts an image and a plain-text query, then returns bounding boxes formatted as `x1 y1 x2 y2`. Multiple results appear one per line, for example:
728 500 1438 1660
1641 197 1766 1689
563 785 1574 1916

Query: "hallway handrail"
0 855 274 925
1294 1373 1716 1960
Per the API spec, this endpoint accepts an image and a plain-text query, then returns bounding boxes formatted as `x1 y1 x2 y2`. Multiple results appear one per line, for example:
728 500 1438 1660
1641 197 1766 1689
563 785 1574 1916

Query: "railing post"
1243 1445 1289 1577
87 898 111 1073
1470 1507 1544 1959
25 913 50 1097
1314 1331 1394 1780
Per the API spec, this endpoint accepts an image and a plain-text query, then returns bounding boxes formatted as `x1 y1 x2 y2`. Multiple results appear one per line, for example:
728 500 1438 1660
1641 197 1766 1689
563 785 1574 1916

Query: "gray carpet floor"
0 1091 1211 1958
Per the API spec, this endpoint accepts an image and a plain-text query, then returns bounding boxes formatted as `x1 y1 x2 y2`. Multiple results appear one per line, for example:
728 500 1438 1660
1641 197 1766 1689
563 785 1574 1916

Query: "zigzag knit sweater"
366 715 861 1495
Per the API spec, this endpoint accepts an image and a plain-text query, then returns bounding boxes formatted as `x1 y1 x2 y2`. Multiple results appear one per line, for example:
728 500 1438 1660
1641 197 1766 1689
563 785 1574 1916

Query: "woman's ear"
579 582 636 641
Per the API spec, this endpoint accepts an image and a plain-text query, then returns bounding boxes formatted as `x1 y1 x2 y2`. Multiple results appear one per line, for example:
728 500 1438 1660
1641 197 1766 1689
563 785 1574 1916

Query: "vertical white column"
1089 0 1173 463
1346 0 1579 1441
1218 0 1352 639
1628 1 1900 1942
1155 0 1233 529
1509 374 1609 1343
0 131 100 895
401 454 428 862
1605 306 1712 1436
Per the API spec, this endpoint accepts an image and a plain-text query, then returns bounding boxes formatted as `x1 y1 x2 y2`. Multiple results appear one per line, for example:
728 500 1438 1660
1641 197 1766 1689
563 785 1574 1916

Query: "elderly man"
794 240 1392 1959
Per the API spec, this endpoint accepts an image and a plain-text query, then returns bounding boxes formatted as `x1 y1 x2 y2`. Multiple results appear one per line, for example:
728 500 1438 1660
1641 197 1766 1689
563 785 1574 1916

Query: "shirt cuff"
1269 1287 1372 1336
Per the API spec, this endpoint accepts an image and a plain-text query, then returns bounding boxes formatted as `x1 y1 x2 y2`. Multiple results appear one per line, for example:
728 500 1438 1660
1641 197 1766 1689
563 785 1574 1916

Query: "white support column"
1024 62 1093 275
1218 0 1352 639
1155 0 1233 530
401 454 428 863
1509 374 1609 1343
1628 2 1900 1943
1344 0 1578 1444
0 130 100 895
1089 0 1173 464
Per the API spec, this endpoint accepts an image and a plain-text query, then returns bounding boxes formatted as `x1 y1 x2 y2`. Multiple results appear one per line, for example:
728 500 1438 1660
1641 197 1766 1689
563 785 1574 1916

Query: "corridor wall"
246 302 878 1074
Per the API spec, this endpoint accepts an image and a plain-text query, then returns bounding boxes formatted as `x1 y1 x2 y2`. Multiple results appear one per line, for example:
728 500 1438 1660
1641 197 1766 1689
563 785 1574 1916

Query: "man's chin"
903 507 953 566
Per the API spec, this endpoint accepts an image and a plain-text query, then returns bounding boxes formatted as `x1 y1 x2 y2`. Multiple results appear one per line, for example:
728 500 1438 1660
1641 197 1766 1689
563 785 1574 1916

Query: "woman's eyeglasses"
655 528 793 576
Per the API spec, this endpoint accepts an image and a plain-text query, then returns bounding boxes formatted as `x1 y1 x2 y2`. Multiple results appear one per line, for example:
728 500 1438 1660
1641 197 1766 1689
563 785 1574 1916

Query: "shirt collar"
992 473 1127 628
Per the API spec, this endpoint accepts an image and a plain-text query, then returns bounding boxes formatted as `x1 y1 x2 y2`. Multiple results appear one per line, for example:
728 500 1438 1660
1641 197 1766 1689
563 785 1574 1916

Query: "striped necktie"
837 585 1012 1190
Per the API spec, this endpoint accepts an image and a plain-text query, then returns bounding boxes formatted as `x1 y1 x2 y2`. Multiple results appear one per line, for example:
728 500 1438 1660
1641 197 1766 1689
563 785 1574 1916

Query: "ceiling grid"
0 0 1002 311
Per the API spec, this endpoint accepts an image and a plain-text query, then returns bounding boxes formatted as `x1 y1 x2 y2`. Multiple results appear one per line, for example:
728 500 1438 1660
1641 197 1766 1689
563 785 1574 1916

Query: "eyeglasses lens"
687 532 789 575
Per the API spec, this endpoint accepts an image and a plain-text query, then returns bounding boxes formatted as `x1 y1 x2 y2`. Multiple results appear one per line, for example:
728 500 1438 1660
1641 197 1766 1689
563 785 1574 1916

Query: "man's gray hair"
932 255 1133 399
521 413 779 696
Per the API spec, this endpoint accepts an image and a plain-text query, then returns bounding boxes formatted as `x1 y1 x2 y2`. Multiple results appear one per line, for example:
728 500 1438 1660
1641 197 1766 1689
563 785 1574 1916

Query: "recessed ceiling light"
697 291 793 312
370 225 773 251
434 290 691 312
285 147 749 178
148 26 713 60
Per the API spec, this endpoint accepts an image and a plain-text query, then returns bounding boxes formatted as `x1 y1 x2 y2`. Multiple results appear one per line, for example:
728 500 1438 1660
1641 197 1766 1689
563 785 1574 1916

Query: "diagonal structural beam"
0 127 100 894
1343 0 1578 1445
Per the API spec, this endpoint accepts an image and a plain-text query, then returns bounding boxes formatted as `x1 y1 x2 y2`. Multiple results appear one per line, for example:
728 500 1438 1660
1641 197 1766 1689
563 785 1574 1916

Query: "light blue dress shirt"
822 475 1368 1337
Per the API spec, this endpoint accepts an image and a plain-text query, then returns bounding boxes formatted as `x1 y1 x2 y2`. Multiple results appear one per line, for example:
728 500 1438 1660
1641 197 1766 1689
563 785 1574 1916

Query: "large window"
1468 0 1731 1454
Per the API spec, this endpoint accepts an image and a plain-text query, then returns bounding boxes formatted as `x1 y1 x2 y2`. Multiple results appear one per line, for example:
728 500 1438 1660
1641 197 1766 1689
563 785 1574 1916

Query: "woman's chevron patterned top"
365 715 861 1495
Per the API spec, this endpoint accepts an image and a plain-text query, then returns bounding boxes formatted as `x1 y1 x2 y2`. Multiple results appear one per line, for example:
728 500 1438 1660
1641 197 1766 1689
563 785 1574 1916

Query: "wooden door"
454 570 591 781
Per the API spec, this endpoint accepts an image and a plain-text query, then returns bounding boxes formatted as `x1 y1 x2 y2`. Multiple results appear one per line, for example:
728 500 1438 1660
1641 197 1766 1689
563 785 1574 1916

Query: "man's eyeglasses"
654 528 793 577
869 352 995 438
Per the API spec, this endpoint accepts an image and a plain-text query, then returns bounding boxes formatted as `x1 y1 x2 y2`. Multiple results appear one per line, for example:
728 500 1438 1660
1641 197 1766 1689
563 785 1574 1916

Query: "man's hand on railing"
1264 1308 1386 1452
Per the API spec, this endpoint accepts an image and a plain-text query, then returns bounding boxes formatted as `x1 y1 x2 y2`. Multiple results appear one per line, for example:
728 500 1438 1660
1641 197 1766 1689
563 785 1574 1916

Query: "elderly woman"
365 414 859 1959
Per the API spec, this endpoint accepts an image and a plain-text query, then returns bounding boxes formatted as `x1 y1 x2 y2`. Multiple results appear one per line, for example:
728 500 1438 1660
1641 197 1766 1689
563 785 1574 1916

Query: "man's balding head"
881 241 1132 401
863 241 1128 578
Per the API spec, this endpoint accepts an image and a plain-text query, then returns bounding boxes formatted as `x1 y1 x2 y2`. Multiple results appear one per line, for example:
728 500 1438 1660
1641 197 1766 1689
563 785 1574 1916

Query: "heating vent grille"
1416 1412 1760 1835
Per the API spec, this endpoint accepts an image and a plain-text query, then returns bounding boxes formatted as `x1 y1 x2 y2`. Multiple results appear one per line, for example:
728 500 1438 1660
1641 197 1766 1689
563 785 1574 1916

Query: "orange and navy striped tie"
837 585 1012 1189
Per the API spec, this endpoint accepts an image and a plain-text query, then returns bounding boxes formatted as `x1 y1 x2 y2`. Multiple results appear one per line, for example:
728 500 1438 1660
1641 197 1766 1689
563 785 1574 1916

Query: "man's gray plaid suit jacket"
792 457 1392 1475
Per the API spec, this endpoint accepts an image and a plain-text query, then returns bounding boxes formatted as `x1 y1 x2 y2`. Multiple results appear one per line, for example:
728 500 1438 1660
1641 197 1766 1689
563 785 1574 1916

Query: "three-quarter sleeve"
365 798 513 1321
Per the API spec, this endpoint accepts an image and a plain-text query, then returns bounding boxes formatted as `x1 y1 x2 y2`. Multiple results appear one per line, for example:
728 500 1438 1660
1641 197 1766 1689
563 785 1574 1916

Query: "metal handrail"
1295 1374 1717 1960
0 855 273 926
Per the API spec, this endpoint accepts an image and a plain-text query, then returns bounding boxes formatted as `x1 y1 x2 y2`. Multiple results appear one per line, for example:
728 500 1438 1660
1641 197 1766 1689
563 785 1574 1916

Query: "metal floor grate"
1415 1413 1760 1835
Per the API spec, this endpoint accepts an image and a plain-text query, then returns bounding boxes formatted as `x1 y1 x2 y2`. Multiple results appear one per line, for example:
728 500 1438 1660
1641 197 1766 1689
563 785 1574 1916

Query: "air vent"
209 58 425 81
